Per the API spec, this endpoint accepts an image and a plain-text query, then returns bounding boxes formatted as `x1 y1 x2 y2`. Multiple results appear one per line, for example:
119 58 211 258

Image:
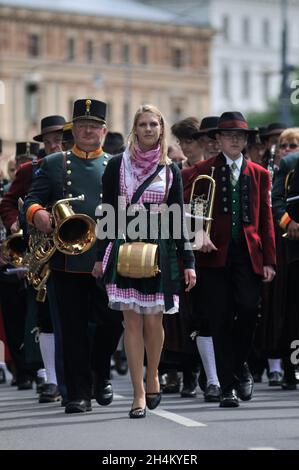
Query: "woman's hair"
128 104 170 165
278 128 299 145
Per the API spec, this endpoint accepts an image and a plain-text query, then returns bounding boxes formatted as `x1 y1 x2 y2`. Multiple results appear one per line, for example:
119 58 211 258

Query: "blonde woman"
93 104 196 418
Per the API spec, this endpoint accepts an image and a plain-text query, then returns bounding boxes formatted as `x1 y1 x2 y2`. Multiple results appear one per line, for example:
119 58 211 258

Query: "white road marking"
248 447 277 450
150 409 207 427
114 393 207 427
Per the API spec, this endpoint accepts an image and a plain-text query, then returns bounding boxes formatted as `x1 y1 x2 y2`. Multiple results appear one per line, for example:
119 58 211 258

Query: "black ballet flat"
145 392 162 410
129 407 146 419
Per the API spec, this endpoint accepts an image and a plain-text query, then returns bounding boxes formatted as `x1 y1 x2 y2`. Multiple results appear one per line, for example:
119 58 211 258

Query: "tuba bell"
189 167 216 237
0 229 28 267
52 195 96 255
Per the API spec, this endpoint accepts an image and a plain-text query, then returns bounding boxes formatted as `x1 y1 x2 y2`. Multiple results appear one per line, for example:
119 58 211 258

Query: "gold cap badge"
85 99 91 115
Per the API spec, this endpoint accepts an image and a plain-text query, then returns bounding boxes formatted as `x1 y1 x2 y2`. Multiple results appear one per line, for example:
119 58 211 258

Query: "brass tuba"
52 195 96 255
25 194 96 301
189 167 216 237
0 229 28 267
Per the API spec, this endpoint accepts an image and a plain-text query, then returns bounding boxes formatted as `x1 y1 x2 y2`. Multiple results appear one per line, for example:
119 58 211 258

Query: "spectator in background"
168 143 187 166
171 117 204 167
192 116 220 161
103 131 125 155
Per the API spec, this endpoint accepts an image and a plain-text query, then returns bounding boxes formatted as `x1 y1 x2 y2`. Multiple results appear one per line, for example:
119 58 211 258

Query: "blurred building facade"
142 0 299 116
0 0 214 154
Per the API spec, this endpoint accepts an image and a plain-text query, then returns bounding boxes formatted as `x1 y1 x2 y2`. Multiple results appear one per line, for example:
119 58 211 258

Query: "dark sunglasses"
279 143 298 150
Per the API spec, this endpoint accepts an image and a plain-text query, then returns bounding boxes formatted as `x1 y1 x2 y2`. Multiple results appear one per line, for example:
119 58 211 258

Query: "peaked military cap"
15 141 40 158
72 99 107 123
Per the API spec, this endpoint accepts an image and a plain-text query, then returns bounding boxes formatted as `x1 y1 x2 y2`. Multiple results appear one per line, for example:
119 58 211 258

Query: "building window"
243 18 250 44
28 34 40 57
262 72 270 101
123 100 130 135
222 15 229 41
242 69 250 98
69 99 74 119
223 66 230 99
172 48 183 68
25 82 39 124
262 19 270 46
122 44 130 63
67 38 75 61
140 45 148 65
86 40 93 63
172 106 183 123
103 42 112 63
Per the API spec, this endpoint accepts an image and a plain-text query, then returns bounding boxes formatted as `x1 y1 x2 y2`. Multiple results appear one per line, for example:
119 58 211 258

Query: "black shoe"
237 371 254 401
17 379 33 390
159 373 167 390
0 367 6 384
253 373 262 383
162 371 181 394
114 351 128 376
94 378 113 406
65 399 92 414
36 376 47 394
268 371 283 386
236 363 254 401
281 381 297 390
129 407 146 419
204 384 221 402
146 392 162 410
39 383 61 403
180 384 197 398
219 388 239 408
61 397 70 407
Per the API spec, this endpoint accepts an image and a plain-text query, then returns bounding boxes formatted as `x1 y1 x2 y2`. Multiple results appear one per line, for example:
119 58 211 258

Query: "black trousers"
51 270 123 401
0 279 37 381
193 242 261 392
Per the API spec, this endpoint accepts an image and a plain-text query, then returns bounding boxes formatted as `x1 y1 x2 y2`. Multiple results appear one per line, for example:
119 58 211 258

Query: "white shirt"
224 153 243 180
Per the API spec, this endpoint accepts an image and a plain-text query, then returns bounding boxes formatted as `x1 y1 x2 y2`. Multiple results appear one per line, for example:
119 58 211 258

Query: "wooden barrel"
117 242 159 278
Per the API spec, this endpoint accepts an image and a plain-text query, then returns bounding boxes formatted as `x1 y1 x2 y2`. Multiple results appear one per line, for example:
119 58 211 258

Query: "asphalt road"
1 372 299 452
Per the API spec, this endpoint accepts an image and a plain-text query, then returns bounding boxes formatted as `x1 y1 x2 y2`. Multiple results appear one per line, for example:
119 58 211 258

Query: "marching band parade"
0 0 299 455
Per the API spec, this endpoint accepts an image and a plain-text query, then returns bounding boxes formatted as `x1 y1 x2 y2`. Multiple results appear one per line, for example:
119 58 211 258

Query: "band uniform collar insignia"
72 144 104 159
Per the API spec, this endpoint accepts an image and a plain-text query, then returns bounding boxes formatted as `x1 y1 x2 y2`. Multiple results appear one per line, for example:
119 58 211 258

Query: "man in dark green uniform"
24 99 123 413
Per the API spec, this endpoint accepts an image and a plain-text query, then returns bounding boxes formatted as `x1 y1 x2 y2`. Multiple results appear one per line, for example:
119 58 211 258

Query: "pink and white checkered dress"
103 159 179 315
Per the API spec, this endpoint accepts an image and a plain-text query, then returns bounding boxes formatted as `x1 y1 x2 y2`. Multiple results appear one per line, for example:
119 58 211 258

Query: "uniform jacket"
272 152 299 265
272 152 299 226
23 149 110 273
182 153 276 276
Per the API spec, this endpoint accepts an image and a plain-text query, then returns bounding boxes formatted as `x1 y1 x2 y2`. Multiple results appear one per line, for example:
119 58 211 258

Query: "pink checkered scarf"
122 143 161 202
